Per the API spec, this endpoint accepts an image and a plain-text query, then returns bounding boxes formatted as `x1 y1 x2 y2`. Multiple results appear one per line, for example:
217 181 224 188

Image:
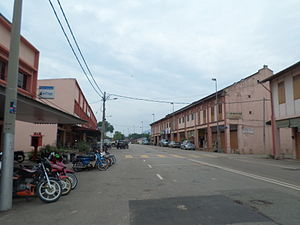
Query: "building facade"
15 78 99 152
0 13 86 153
263 62 300 159
151 66 276 155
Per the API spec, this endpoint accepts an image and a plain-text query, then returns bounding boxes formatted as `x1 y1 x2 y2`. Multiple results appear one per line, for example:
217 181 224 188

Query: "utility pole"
0 0 23 211
141 121 143 133
212 78 221 152
263 97 266 155
100 92 106 151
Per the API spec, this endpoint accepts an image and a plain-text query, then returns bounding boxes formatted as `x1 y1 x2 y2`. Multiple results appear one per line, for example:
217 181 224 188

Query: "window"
218 104 222 120
87 109 91 118
278 81 286 104
187 115 189 122
182 117 185 123
18 71 27 90
293 75 300 100
0 60 5 80
211 106 215 122
191 113 194 120
179 118 181 124
203 110 206 123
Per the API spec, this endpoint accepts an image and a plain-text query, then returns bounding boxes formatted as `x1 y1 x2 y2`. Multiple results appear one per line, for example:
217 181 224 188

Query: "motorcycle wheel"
97 161 108 171
66 173 78 190
16 154 25 163
37 179 62 203
72 161 83 172
60 177 72 196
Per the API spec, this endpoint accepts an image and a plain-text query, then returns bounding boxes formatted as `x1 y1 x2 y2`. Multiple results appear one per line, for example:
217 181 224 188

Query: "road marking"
143 159 146 162
156 173 164 180
188 154 202 158
147 164 152 168
189 159 300 191
125 155 133 159
169 154 185 158
203 154 218 158
140 154 149 158
157 154 167 158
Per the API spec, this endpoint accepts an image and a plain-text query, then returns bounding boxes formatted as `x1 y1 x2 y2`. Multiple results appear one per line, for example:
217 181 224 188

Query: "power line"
48 0 103 98
56 0 104 96
109 93 190 104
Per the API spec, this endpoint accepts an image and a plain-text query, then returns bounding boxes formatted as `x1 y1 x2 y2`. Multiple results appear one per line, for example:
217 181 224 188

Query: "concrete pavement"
0 144 299 225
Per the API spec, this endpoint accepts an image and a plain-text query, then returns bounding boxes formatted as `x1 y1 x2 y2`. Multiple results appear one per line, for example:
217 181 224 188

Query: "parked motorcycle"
0 150 25 164
49 155 78 190
72 152 108 172
13 159 62 203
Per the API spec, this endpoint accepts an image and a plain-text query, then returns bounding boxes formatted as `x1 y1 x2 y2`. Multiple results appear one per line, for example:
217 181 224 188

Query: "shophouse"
262 61 300 159
15 78 99 152
151 66 277 155
0 13 85 152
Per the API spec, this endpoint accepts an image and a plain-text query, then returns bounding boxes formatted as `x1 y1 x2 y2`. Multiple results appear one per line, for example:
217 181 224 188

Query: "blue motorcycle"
72 152 108 172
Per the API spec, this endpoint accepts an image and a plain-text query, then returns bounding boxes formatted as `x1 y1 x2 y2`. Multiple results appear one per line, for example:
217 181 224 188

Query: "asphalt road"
0 144 300 225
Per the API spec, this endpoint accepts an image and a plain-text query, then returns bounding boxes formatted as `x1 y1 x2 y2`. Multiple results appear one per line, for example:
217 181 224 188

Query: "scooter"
72 152 108 172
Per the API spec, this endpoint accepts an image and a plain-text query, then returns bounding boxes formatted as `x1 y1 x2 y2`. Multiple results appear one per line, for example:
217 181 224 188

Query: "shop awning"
0 86 86 124
266 117 300 129
72 126 101 137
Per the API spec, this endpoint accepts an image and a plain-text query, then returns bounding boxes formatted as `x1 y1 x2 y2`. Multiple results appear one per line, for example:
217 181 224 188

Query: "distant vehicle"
181 140 195 150
168 141 181 148
159 139 169 147
116 140 129 149
142 139 150 145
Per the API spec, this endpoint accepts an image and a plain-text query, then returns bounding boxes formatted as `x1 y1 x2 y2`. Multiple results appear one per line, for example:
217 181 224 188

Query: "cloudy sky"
1 0 300 135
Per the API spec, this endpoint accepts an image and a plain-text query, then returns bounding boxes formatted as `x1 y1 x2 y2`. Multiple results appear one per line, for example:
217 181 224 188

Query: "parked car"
180 140 189 149
168 141 181 148
142 139 150 145
159 139 169 147
181 140 195 150
116 140 129 149
184 142 196 150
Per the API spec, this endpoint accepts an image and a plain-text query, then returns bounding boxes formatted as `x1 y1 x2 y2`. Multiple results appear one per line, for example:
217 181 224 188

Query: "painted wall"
225 66 273 154
15 121 57 152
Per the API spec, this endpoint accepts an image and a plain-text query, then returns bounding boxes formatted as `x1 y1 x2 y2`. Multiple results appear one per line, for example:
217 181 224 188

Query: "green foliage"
127 133 150 140
97 121 114 133
76 141 90 152
113 131 125 140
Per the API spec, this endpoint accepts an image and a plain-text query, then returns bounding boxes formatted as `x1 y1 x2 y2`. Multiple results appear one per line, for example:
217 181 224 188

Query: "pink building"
151 66 277 155
263 61 300 159
0 13 88 153
15 78 99 152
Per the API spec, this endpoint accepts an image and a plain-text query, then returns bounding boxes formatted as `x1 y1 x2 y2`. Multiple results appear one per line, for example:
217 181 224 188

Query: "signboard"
39 86 55 99
242 127 254 134
227 112 242 120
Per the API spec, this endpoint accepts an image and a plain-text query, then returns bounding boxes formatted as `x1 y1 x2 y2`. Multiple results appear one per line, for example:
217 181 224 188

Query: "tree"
97 121 114 134
113 131 125 140
127 133 150 140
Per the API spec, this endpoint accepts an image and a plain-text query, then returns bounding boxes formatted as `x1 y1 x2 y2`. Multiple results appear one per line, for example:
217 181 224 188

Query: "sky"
1 0 300 135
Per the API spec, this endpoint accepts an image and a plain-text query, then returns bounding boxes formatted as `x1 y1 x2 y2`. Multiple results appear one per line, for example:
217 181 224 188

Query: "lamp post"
152 113 155 122
141 121 143 133
212 78 220 152
100 92 117 151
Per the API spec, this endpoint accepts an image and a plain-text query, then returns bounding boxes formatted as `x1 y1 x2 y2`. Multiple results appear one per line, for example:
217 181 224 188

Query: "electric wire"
48 0 103 98
56 0 104 96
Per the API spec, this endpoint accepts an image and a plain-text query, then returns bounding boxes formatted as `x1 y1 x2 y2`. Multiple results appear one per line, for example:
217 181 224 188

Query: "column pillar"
194 128 199 149
225 123 231 153
207 126 212 151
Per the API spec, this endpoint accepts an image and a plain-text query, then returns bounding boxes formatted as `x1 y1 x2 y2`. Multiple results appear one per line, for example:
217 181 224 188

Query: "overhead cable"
56 0 104 96
48 0 103 98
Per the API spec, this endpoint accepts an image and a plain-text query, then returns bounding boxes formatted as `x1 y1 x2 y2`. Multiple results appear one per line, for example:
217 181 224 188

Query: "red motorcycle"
49 154 78 190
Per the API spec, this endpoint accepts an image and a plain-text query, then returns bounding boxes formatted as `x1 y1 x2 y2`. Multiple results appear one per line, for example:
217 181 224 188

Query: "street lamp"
100 92 117 151
152 113 155 122
212 78 220 152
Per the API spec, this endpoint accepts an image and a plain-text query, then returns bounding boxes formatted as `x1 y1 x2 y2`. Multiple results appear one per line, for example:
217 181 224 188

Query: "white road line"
156 173 164 180
143 160 146 162
188 159 300 191
148 164 152 168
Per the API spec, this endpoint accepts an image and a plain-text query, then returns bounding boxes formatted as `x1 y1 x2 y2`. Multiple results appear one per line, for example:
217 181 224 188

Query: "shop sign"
242 127 254 134
39 86 55 99
227 112 242 120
